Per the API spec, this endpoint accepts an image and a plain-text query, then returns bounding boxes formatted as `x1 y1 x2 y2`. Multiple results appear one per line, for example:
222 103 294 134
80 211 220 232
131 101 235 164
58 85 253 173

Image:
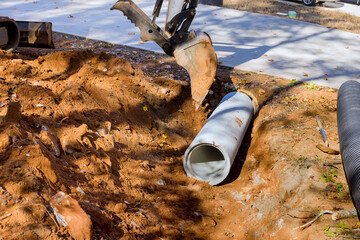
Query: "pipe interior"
0 27 8 46
189 145 226 181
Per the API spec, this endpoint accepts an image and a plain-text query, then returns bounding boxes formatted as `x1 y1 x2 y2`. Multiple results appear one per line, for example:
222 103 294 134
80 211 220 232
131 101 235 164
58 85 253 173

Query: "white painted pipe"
183 92 253 185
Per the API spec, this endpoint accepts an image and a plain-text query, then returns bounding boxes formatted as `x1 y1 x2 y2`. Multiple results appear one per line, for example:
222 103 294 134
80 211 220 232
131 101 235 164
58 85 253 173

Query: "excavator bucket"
0 17 54 51
173 32 217 109
111 0 217 108
16 21 54 48
0 17 20 51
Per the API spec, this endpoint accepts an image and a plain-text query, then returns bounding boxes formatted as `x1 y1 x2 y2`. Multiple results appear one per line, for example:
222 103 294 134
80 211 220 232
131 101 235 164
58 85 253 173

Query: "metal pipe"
183 92 253 185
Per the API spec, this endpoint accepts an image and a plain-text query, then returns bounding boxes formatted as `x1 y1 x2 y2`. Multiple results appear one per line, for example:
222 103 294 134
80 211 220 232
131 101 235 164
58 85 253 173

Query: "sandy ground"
0 33 358 239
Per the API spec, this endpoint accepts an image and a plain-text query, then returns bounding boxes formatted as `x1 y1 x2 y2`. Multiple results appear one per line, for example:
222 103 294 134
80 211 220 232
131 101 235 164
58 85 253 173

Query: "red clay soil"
0 32 358 239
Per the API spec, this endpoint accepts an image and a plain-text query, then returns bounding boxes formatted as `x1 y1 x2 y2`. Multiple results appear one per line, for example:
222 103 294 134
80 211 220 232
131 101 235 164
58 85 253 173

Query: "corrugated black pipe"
337 80 360 219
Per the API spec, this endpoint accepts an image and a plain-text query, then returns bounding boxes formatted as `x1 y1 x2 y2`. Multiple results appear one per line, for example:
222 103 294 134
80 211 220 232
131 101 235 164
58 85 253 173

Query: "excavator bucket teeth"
173 32 217 109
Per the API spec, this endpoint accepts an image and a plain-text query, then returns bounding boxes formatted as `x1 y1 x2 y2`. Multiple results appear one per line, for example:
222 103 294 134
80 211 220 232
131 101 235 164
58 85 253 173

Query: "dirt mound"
0 49 208 239
0 41 357 239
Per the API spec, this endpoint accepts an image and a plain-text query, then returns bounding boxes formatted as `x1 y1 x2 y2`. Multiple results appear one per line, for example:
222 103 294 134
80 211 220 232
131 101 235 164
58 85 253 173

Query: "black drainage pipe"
338 80 360 219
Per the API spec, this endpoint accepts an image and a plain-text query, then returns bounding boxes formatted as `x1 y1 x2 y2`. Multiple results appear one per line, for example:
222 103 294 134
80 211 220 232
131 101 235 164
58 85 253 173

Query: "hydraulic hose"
337 80 360 219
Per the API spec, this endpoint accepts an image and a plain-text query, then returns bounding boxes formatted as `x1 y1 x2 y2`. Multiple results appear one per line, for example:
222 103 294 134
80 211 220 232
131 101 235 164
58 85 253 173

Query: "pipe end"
183 143 230 185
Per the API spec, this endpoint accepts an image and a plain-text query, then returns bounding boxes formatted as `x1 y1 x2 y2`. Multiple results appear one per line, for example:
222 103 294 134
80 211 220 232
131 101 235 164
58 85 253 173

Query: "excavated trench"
0 33 356 239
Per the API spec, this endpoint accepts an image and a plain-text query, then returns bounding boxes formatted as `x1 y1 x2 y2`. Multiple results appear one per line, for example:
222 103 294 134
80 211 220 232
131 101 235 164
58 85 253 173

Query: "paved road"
0 0 359 88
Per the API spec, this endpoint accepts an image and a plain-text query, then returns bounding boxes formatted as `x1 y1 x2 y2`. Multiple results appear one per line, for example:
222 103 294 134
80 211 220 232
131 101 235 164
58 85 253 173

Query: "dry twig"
293 210 333 230
293 208 358 230
0 213 12 221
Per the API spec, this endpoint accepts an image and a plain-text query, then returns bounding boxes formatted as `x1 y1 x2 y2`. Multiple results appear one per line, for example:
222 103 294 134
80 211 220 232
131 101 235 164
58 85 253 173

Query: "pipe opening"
189 144 226 181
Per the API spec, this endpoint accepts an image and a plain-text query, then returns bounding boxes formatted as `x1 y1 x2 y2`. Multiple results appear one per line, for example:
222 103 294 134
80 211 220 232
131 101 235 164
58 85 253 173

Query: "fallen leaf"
259 89 266 95
352 222 360 229
316 144 339 155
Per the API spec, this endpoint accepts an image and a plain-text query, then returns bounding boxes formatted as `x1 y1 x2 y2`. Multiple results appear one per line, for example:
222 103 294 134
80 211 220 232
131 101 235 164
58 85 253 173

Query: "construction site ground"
0 32 357 239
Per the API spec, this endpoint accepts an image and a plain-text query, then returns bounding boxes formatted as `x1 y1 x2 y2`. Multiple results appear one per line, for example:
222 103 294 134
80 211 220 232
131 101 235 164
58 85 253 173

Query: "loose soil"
0 32 358 239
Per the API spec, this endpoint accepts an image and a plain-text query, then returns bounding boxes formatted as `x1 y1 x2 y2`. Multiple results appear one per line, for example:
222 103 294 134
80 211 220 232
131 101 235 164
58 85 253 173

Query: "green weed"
324 224 336 237
335 183 344 193
336 222 350 235
307 80 317 90
320 169 337 183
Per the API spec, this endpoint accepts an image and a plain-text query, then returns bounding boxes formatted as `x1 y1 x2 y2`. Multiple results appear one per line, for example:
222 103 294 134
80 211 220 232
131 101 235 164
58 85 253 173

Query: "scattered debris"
0 213 11 221
316 116 329 146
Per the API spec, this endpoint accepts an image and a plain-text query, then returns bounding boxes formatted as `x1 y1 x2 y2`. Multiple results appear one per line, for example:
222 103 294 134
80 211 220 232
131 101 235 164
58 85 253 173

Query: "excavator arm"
111 0 217 108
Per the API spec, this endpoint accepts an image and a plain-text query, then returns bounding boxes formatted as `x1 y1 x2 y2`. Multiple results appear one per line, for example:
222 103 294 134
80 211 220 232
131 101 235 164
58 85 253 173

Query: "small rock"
94 134 114 151
0 134 11 152
50 192 92 240
113 203 127 213
157 179 165 186
97 128 107 137
11 59 23 64
160 88 169 94
58 124 89 153
76 187 85 195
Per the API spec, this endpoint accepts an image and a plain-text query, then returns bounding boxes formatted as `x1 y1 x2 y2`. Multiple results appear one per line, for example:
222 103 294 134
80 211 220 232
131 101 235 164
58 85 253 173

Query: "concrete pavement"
0 0 359 88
